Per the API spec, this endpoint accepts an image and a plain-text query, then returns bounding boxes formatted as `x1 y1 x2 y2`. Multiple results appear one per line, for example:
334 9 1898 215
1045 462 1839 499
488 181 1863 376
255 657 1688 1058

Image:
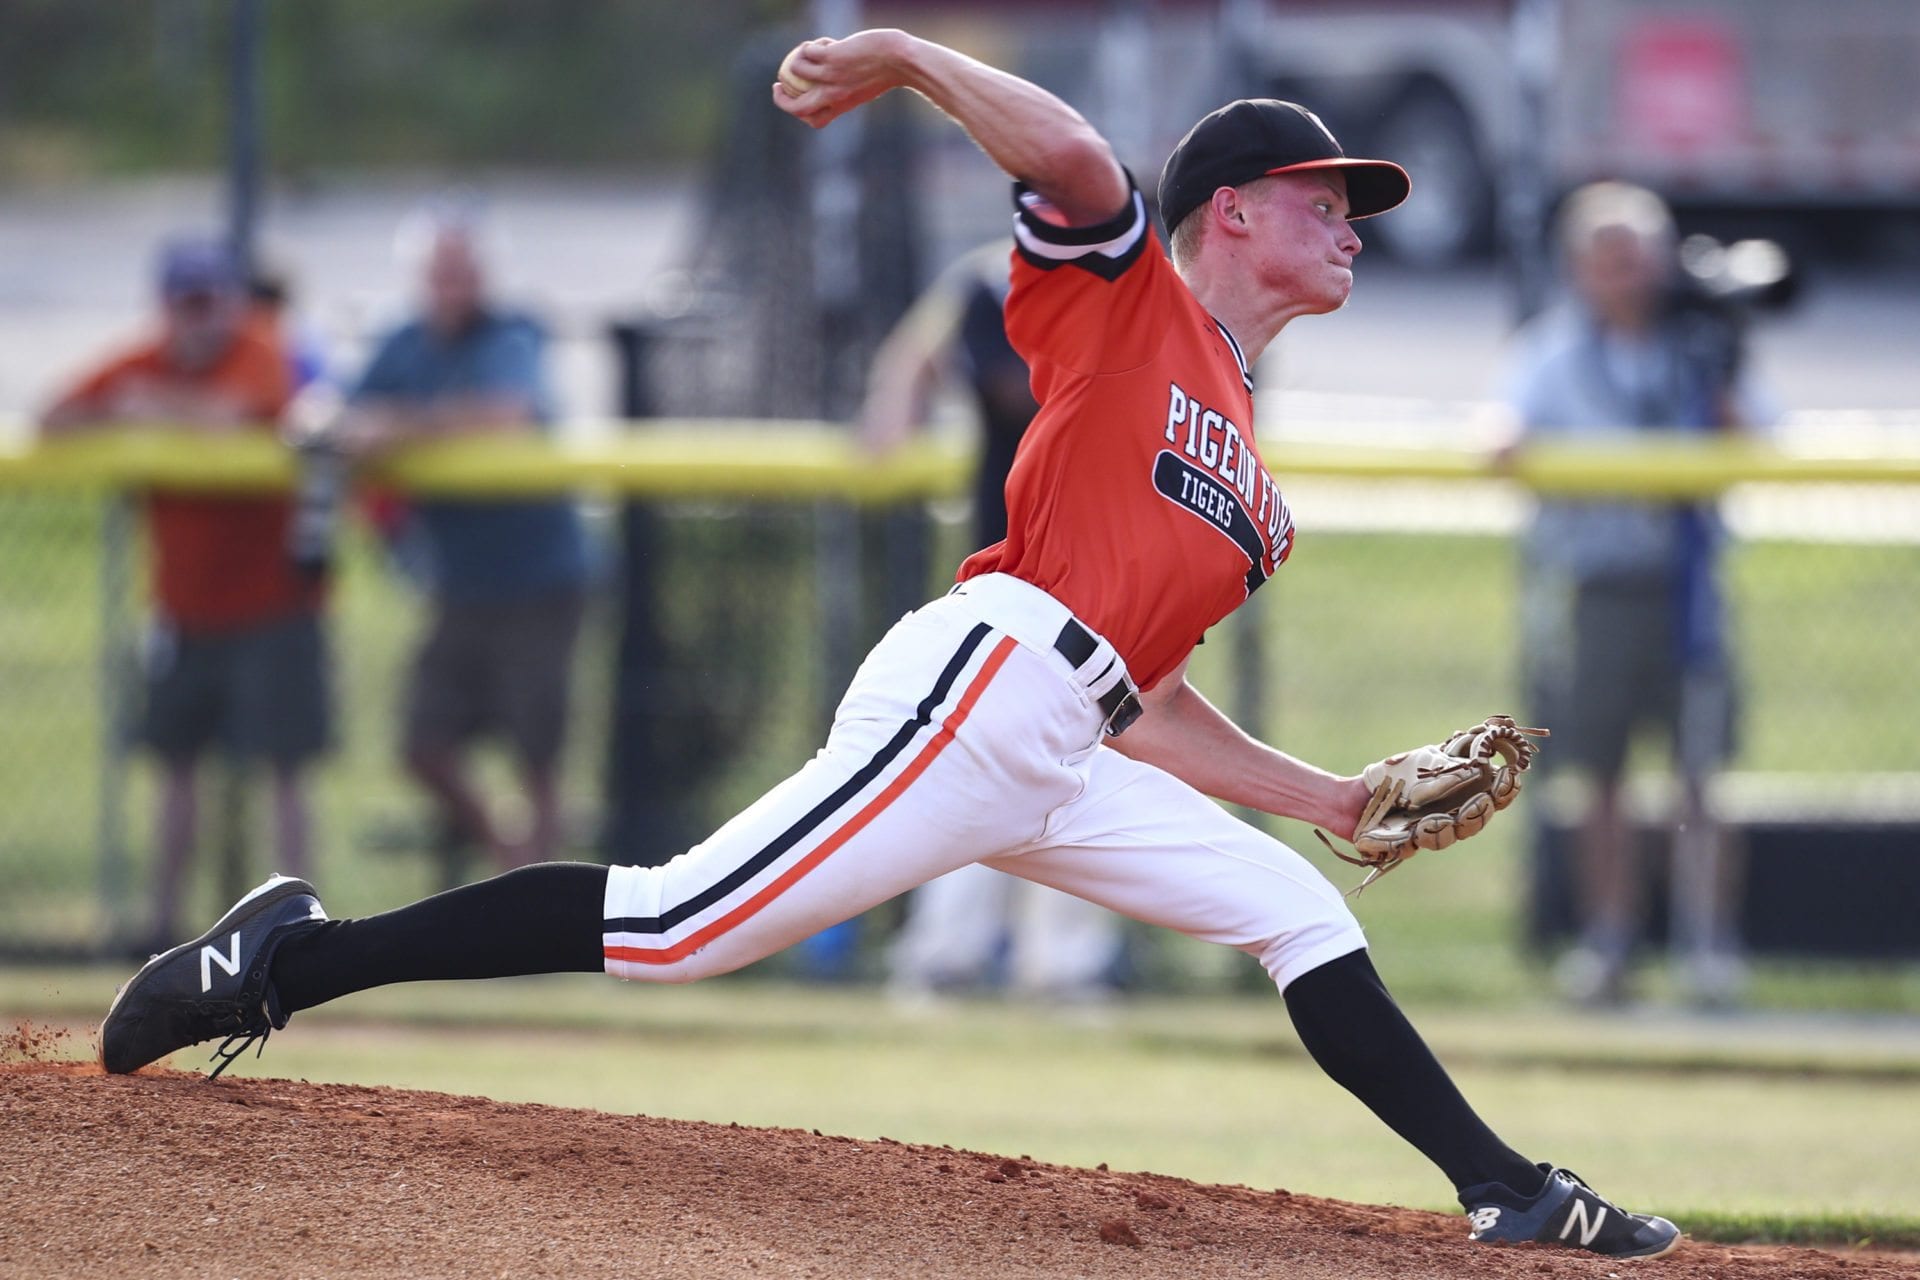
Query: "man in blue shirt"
1502 182 1767 1008
343 211 590 877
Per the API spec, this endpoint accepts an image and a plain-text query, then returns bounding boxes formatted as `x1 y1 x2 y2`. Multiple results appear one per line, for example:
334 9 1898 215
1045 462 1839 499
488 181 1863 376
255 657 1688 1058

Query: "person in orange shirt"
41 237 331 946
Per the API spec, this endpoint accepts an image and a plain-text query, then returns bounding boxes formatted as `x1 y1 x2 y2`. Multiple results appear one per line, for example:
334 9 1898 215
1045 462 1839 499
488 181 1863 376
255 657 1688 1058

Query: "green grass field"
6 972 1918 1246
5 491 1918 955
5 488 1920 1248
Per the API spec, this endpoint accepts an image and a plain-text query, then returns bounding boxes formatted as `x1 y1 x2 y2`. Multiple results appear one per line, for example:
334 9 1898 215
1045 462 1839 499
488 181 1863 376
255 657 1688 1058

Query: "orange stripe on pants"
604 634 1019 966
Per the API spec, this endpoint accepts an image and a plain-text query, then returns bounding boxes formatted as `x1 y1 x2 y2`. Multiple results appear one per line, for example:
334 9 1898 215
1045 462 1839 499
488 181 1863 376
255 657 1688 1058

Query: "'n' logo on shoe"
1560 1198 1607 1247
200 932 242 992
1467 1207 1501 1236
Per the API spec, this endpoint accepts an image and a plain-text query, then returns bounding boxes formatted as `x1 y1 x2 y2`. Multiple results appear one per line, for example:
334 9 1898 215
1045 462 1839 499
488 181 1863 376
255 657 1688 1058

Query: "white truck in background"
1220 0 1920 265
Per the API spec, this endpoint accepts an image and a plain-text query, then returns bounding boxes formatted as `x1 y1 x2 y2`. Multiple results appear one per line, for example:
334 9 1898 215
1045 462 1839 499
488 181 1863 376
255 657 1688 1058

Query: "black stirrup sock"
270 862 609 1016
1284 948 1545 1196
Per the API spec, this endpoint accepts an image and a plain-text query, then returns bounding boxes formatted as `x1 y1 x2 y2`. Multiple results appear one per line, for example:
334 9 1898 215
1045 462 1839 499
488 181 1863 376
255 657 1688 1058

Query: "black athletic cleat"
1460 1165 1682 1259
100 875 327 1078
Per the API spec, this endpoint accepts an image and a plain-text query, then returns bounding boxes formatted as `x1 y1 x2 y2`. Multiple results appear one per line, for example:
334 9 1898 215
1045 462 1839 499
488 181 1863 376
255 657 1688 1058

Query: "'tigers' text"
1162 382 1291 546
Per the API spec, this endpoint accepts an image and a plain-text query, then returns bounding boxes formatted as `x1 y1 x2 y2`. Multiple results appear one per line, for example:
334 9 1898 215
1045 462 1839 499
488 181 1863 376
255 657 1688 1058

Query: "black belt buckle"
1102 688 1142 738
1054 619 1140 738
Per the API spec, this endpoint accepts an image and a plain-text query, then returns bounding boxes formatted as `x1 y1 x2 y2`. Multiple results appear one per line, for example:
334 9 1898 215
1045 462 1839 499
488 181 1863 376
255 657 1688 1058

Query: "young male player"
101 28 1679 1259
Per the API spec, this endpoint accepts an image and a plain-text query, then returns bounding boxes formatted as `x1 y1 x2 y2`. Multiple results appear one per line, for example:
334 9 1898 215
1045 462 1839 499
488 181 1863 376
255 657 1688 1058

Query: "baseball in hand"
777 47 815 96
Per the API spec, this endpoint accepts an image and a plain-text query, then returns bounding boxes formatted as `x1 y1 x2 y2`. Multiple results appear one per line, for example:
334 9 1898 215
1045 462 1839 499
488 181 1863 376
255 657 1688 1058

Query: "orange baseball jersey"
956 183 1295 692
48 330 315 633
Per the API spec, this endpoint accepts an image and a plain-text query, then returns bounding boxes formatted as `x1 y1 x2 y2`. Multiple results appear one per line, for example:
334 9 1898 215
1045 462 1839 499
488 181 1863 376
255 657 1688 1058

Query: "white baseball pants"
603 573 1364 991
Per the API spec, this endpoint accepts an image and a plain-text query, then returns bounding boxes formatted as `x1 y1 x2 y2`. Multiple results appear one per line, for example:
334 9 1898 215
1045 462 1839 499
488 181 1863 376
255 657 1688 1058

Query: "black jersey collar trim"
1213 318 1254 393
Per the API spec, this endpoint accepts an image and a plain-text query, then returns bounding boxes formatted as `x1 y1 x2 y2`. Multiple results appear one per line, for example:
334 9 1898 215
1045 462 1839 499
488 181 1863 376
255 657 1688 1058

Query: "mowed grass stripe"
8 975 1920 1225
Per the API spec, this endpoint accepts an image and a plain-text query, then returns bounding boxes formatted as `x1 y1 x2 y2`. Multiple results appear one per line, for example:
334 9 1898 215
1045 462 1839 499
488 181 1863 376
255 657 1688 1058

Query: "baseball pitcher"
102 28 1676 1259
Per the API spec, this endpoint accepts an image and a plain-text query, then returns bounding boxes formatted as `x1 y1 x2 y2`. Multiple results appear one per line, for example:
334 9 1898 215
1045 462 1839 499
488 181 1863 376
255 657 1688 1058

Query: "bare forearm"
38 401 102 436
353 395 531 436
858 344 939 452
1110 681 1368 833
419 394 534 434
891 37 1128 223
329 394 531 461
776 30 1129 225
41 394 241 435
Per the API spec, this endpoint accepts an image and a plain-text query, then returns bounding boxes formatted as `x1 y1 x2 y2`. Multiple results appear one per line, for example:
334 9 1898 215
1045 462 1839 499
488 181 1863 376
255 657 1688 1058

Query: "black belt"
1052 620 1142 738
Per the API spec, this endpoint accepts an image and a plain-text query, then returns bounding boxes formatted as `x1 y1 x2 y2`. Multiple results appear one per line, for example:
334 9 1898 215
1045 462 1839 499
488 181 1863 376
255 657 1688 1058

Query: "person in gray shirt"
1503 181 1771 1007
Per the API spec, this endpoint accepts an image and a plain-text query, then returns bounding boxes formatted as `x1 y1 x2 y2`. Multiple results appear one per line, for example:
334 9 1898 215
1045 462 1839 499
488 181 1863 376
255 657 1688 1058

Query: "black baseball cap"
1157 99 1411 234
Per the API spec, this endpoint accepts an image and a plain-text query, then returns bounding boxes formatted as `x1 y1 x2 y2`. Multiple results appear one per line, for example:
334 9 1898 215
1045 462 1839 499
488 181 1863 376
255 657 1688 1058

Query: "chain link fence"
2 455 1917 963
0 490 130 949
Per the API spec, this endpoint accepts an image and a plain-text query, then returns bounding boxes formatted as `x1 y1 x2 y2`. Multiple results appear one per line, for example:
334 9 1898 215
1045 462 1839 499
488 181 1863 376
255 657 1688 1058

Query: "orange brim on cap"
1262 157 1412 220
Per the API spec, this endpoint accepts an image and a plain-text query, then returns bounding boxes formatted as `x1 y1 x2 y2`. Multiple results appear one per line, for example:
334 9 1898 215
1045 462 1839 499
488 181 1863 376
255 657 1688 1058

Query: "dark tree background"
0 0 799 177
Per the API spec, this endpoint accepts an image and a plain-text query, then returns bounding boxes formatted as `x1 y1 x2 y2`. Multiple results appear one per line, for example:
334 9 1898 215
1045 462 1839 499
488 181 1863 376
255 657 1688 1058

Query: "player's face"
1243 172 1364 314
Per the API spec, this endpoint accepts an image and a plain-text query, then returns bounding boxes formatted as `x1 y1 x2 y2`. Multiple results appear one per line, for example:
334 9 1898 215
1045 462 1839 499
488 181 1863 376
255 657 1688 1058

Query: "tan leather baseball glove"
1318 716 1548 894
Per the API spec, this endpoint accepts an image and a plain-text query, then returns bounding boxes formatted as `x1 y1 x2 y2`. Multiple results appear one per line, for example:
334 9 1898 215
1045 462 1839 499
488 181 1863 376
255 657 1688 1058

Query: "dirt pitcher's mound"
1 1062 1908 1280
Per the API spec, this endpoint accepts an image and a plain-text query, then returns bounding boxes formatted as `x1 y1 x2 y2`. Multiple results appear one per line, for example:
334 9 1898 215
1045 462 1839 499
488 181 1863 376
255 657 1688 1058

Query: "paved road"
0 175 697 436
2 175 1914 435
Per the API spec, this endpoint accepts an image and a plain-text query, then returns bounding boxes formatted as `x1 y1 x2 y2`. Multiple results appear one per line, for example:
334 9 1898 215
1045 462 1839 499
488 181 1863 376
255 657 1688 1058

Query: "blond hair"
1169 207 1207 273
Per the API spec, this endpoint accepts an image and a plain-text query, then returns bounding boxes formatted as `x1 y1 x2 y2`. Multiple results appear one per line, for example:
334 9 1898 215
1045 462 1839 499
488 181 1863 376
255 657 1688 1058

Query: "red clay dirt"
3 1058 1913 1280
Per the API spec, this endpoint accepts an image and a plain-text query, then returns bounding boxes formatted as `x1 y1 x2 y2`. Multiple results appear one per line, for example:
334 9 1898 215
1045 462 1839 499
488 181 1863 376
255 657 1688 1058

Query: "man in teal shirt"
345 210 591 878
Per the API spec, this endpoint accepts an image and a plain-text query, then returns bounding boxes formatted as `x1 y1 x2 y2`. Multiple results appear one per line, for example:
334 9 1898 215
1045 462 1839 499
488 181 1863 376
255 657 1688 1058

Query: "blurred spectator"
338 207 590 880
1502 182 1769 1008
887 861 1128 1002
863 242 1125 1002
860 240 1036 549
39 235 331 944
245 259 330 391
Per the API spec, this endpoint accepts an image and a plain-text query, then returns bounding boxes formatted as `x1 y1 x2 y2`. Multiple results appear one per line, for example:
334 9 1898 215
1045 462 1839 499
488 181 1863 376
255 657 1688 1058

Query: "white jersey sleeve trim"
1011 187 1149 274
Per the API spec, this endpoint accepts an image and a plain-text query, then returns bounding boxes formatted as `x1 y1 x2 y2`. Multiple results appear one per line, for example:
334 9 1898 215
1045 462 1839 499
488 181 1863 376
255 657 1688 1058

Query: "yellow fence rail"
2 419 1917 961
5 423 1920 498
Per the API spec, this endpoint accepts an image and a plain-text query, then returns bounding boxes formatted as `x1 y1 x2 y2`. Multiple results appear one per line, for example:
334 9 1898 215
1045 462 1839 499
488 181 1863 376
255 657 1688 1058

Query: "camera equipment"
1666 234 1799 390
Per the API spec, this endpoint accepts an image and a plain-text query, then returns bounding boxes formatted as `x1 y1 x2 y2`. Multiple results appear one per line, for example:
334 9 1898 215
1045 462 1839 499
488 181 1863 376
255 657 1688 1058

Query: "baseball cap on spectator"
156 237 242 300
1157 99 1411 235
